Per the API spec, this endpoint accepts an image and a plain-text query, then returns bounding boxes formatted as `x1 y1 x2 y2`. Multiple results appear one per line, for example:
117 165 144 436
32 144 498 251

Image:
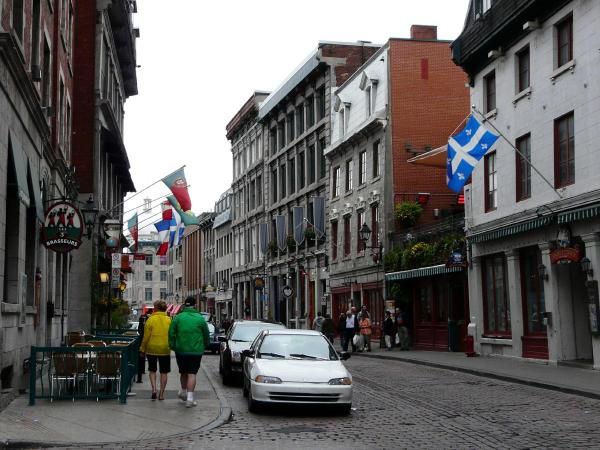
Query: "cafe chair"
95 352 122 401
50 352 77 402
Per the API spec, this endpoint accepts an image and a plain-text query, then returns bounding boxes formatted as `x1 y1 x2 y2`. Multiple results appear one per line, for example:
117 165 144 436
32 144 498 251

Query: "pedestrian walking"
136 308 152 383
168 296 210 407
139 300 171 400
359 311 372 352
321 313 335 345
343 310 358 352
383 311 395 351
312 311 325 332
395 307 410 350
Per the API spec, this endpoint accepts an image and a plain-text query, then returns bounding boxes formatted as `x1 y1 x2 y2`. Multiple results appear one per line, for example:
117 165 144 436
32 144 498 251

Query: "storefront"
386 265 468 352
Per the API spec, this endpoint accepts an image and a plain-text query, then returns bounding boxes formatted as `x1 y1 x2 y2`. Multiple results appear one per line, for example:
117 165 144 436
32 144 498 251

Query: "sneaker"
185 400 197 408
178 392 187 402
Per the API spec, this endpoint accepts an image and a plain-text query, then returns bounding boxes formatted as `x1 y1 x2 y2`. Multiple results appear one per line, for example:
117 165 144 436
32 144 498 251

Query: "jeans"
361 334 371 351
343 329 356 352
384 335 392 349
397 326 409 350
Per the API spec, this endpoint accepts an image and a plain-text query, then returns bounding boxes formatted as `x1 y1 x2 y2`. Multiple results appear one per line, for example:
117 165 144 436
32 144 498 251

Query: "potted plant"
395 201 423 228
304 226 316 241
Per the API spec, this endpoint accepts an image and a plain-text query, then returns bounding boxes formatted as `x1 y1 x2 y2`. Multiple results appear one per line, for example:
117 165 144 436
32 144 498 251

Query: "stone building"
258 41 381 328
227 91 269 321
453 0 600 367
213 190 233 323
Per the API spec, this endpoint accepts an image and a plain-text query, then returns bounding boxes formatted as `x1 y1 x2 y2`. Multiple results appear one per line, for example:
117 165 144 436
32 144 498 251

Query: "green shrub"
394 202 423 227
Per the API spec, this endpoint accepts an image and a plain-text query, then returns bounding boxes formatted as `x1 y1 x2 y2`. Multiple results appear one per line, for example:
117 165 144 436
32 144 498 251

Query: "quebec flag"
447 115 499 193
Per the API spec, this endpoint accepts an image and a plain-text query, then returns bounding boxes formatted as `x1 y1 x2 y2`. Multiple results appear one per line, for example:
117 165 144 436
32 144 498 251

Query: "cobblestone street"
49 354 600 450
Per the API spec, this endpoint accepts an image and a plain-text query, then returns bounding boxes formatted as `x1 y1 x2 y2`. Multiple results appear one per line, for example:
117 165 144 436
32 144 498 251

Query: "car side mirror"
241 349 254 358
339 351 351 361
217 336 227 343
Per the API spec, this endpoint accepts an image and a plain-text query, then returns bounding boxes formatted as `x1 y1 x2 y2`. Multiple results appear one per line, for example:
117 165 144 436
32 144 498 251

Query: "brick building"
328 26 470 348
69 0 138 332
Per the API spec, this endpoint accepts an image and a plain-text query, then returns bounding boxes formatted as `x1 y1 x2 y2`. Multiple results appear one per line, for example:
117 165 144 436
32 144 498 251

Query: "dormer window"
475 0 492 18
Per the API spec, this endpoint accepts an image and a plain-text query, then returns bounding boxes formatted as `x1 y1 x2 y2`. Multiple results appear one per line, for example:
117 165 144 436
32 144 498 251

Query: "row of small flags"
127 168 198 255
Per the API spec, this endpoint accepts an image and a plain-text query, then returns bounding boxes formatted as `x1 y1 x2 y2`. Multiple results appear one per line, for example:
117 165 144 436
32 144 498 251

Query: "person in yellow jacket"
139 300 171 400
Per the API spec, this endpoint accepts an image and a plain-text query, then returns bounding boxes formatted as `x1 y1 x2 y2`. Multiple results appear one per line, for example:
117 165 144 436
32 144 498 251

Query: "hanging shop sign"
282 285 294 298
41 201 83 253
550 225 582 264
446 250 468 268
254 277 265 290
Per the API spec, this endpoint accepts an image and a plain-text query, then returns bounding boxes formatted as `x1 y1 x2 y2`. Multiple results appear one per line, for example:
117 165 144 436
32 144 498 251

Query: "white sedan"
242 329 352 414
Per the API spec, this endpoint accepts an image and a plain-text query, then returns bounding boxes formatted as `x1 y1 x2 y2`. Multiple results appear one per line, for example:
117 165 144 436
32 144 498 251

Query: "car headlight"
328 377 352 385
255 375 282 384
231 351 241 362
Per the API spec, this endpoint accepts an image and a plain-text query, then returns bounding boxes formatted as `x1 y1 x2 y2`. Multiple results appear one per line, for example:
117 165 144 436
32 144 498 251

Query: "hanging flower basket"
304 227 316 241
395 201 423 228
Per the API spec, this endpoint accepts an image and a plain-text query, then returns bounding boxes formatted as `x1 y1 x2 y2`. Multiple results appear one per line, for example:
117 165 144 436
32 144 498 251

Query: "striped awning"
558 204 600 224
468 216 553 243
385 264 464 281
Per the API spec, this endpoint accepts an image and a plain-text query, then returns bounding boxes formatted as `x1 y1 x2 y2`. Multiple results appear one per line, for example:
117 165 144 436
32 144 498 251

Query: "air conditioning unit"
30 65 42 82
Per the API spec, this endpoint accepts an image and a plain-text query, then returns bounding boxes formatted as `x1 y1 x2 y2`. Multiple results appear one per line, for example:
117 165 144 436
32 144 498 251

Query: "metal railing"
28 334 139 405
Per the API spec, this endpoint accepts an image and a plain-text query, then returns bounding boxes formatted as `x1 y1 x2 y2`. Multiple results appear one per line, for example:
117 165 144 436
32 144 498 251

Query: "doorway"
520 246 548 359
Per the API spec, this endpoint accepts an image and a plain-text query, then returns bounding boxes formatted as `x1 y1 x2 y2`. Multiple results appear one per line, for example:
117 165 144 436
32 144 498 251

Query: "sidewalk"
0 355 228 447
352 344 600 399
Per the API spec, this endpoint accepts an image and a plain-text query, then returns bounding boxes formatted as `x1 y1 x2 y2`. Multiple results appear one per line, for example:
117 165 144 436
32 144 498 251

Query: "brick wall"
320 43 380 86
389 38 469 227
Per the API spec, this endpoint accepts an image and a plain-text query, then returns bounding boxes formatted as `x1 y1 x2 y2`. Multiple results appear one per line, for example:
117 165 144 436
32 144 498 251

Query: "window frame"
554 111 575 188
332 166 341 198
331 221 338 260
482 253 511 337
343 217 351 257
345 159 353 192
484 70 496 113
358 151 367 186
356 211 364 253
372 140 380 178
515 133 531 201
516 45 530 93
556 15 573 68
484 151 497 212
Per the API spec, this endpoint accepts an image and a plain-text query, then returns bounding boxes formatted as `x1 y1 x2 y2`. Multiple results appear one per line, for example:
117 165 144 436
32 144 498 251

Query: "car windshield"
231 323 285 342
257 334 338 360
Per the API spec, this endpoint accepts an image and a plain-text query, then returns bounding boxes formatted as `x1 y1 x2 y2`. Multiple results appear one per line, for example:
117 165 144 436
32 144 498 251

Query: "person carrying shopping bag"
359 312 372 352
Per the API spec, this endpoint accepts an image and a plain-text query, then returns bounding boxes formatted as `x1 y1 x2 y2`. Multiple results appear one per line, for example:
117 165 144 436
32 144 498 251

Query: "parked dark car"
219 320 286 384
206 322 224 354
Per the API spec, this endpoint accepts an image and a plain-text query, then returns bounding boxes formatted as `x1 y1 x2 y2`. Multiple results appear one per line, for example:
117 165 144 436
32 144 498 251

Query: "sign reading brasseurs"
41 202 84 253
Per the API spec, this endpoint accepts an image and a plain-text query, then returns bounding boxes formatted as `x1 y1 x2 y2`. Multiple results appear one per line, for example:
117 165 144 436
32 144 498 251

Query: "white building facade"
453 0 600 367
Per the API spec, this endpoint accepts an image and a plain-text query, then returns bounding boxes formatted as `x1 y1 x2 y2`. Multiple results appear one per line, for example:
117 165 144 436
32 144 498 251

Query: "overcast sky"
123 0 470 232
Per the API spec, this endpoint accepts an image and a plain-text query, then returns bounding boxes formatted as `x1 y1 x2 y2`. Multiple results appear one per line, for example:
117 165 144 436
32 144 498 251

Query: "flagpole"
471 106 562 199
118 186 191 219
106 165 187 215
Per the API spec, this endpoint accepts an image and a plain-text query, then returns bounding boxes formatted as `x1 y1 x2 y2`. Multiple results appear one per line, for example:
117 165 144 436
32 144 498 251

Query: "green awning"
27 159 44 221
468 216 553 243
9 141 30 207
386 264 464 281
558 204 600 224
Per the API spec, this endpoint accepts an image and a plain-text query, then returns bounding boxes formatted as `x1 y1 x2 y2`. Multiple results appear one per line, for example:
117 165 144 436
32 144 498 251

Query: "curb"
0 364 232 449
354 352 600 401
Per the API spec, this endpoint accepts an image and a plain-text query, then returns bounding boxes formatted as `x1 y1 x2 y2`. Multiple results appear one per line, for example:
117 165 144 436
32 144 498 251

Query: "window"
269 128 277 155
306 96 315 127
289 159 295 195
339 109 345 139
516 46 530 93
484 71 496 113
160 255 167 265
331 221 338 260
372 140 380 178
65 99 71 162
280 163 286 199
12 0 24 42
332 166 341 197
287 112 295 144
271 165 278 203
371 205 379 248
316 86 326 121
298 152 305 189
42 38 51 106
308 145 316 184
482 253 510 336
31 0 41 71
145 255 153 265
296 103 305 136
345 160 353 192
145 288 153 302
520 247 546 334
318 138 326 179
365 86 372 117
58 78 65 150
516 134 531 201
256 175 262 206
160 288 167 299
277 121 285 150
343 217 351 257
145 271 153 281
554 111 575 187
556 15 573 68
356 212 364 252
484 152 497 211
475 0 492 16
358 151 367 185
160 271 167 282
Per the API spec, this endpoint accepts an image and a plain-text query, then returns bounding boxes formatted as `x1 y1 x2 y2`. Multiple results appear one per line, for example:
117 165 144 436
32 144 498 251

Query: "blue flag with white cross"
446 115 499 193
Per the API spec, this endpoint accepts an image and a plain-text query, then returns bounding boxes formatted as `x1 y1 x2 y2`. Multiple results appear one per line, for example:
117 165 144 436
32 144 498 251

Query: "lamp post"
358 223 383 262
81 195 99 240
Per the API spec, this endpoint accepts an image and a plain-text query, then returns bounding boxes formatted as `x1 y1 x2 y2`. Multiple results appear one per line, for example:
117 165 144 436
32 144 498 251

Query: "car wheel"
338 404 352 415
247 384 260 413
242 376 249 398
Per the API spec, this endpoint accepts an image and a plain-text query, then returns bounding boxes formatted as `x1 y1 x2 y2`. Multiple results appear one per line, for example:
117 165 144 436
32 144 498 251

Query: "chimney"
410 25 438 40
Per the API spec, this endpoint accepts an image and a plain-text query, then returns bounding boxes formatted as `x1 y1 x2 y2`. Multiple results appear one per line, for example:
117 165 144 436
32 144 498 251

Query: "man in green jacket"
168 296 210 407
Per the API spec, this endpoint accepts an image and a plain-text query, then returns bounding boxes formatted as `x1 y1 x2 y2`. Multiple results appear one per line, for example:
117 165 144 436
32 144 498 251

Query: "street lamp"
81 195 99 240
359 223 383 262
103 219 122 248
